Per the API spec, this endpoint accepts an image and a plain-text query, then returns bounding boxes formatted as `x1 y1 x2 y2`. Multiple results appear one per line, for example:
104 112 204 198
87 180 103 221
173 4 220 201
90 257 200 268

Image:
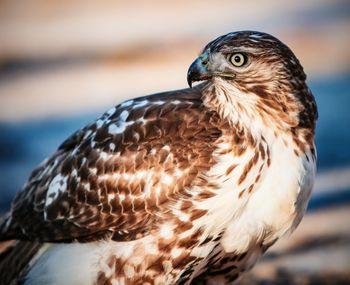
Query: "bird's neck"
200 78 316 144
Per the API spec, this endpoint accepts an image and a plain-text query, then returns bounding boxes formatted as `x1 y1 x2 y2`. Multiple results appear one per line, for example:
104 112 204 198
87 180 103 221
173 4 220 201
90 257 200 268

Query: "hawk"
0 31 317 285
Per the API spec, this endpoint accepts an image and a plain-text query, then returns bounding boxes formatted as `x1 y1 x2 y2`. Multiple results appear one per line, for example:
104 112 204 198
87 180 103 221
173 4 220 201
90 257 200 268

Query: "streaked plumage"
0 31 317 285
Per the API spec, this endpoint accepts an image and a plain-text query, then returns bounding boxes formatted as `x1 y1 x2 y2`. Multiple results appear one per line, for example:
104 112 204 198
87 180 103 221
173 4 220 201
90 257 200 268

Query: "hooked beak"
187 57 211 88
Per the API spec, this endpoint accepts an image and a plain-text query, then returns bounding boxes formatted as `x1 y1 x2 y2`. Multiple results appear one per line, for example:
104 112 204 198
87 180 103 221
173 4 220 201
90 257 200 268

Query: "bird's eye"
230 53 247 67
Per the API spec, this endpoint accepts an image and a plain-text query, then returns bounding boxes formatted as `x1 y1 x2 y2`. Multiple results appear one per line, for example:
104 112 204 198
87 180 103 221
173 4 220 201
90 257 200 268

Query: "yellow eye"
230 53 247 67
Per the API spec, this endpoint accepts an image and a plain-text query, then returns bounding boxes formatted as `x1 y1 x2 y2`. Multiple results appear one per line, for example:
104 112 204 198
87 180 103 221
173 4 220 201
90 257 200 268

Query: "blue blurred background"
0 0 349 283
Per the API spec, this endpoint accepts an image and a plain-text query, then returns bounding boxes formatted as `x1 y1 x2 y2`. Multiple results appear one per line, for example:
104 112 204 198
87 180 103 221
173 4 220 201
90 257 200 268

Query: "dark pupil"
234 55 241 63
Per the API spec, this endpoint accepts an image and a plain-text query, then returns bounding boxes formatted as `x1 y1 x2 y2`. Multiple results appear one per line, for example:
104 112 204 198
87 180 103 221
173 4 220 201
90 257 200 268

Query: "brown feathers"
0 31 317 285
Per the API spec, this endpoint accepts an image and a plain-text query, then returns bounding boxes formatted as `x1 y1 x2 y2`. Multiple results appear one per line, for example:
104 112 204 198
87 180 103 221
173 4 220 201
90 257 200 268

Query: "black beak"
187 57 211 88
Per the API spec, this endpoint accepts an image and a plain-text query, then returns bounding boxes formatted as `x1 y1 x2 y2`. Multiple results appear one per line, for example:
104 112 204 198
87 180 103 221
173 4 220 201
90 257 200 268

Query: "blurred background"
0 0 349 284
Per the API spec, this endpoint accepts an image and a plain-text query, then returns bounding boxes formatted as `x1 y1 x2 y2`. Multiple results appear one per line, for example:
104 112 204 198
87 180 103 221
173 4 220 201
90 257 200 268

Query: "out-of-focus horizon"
0 0 349 121
0 0 349 283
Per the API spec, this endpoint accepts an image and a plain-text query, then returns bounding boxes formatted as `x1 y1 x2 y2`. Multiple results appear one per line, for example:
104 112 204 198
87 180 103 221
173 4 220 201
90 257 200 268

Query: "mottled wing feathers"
0 241 42 285
7 87 225 242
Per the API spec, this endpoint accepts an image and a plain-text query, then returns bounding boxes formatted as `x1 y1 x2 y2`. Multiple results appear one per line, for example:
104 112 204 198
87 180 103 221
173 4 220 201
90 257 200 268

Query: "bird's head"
187 31 317 131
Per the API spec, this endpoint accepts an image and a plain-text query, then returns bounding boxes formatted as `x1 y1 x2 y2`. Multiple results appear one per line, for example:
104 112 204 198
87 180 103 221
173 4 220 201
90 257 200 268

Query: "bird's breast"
195 132 316 255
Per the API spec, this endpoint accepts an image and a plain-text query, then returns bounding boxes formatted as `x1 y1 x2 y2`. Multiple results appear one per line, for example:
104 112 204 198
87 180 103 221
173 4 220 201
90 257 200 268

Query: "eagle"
0 31 317 285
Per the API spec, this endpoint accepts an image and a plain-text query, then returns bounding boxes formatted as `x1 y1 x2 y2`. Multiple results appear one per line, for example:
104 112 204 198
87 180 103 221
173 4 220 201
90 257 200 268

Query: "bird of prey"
0 31 317 285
